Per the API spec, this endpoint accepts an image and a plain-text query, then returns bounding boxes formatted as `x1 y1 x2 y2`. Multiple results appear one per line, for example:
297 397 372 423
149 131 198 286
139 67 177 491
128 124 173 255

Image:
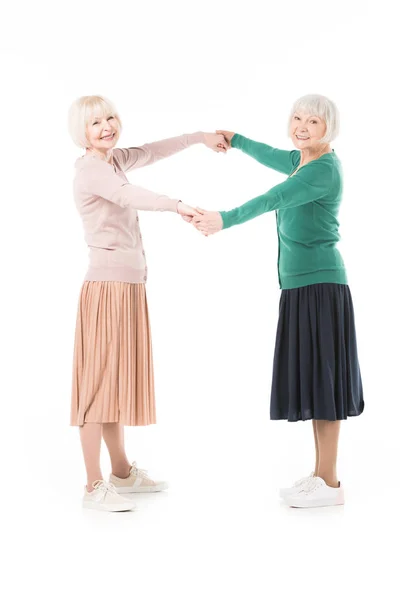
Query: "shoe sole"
286 493 345 509
113 482 168 494
82 501 136 512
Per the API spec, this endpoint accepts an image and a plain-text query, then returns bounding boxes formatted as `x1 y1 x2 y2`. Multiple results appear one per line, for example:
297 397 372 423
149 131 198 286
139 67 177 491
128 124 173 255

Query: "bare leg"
314 420 341 488
80 423 103 491
312 420 319 474
102 423 131 479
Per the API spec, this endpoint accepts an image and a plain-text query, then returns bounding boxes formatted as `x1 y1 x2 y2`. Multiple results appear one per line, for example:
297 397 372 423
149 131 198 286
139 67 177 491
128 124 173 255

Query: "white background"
2 1 399 598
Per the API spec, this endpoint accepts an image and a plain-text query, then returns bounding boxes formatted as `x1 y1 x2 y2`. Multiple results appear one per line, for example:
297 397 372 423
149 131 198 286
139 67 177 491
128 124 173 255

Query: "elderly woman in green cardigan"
193 94 364 509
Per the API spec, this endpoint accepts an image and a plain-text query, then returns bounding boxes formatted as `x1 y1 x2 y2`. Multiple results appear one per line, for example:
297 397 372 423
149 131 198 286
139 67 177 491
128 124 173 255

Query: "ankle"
318 475 339 488
86 476 103 493
86 482 99 493
112 464 131 479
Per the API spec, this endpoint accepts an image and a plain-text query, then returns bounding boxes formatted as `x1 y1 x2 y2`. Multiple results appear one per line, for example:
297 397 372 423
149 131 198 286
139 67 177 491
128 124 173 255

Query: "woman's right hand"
216 130 235 148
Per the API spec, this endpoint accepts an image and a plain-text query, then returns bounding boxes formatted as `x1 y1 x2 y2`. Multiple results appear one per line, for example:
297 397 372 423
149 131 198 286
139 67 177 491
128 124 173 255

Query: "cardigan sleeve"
80 159 180 212
231 133 300 175
220 160 333 229
112 132 205 172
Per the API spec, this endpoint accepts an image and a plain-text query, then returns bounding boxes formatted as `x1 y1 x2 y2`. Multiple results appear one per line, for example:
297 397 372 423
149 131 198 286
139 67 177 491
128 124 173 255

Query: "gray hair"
68 95 122 149
288 94 340 143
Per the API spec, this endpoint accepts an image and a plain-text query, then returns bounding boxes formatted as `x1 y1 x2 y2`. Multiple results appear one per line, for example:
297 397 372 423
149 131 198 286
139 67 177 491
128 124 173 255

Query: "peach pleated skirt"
71 281 155 426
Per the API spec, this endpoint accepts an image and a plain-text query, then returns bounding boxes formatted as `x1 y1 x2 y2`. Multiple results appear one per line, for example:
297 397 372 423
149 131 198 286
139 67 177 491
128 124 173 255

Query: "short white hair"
68 95 122 148
288 94 340 143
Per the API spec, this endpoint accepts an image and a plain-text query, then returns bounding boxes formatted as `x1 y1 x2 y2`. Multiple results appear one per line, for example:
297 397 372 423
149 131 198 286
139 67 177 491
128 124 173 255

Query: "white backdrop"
2 1 399 598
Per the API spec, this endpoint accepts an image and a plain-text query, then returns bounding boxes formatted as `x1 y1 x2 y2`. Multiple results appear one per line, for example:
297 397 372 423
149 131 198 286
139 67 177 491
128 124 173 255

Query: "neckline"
289 149 335 178
83 151 114 166
79 151 116 172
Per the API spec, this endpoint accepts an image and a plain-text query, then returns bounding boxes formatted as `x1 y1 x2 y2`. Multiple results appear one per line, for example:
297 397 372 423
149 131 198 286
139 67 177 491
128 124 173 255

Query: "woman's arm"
113 132 227 173
192 160 333 234
79 159 196 216
219 131 299 175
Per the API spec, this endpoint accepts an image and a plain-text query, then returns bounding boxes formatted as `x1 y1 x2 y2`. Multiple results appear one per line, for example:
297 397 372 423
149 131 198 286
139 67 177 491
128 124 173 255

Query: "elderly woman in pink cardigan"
68 95 227 511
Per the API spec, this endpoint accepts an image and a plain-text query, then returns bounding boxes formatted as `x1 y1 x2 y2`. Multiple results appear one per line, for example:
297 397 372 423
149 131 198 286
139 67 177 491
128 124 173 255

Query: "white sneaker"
284 476 345 508
109 461 168 493
279 472 315 499
82 480 137 512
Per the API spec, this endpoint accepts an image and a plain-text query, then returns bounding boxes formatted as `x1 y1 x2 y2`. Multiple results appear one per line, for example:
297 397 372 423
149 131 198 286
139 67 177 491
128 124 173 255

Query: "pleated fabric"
71 281 155 426
270 283 364 422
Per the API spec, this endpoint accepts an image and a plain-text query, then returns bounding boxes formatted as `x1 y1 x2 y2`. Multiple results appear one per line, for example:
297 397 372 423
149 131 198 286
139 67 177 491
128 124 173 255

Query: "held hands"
177 202 201 222
203 130 235 153
203 132 228 153
192 208 223 236
195 128 233 233
196 129 233 233
178 128 232 233
215 130 235 148
177 202 223 235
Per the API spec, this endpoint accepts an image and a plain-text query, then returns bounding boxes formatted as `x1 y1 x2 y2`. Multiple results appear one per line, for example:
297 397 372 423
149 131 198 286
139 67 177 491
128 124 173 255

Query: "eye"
107 116 114 121
294 116 300 120
93 121 99 125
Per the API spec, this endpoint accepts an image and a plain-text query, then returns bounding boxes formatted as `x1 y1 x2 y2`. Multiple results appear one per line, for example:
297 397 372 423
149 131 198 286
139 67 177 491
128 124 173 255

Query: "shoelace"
130 462 152 481
92 480 119 497
294 473 314 487
298 477 323 495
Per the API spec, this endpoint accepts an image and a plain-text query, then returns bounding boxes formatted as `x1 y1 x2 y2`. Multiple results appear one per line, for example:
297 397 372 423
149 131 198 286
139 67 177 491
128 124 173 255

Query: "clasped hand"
177 130 233 236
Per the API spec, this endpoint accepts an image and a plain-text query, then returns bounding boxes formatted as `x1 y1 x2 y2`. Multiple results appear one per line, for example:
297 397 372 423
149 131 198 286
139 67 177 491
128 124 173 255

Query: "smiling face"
290 111 327 151
86 113 120 152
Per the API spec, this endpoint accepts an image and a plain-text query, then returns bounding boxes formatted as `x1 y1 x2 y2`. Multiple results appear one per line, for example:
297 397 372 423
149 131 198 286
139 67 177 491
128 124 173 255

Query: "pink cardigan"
73 132 205 283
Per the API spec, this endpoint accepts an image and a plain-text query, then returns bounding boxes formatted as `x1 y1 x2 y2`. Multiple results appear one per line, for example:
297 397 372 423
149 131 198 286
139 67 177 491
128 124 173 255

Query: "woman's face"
290 111 327 150
86 114 120 151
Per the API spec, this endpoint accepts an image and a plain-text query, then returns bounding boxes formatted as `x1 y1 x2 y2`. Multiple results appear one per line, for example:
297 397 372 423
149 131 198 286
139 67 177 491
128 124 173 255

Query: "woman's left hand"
192 208 223 236
203 133 228 153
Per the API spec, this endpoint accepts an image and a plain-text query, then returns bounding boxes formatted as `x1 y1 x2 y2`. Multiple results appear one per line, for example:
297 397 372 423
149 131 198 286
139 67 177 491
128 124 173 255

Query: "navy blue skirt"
270 283 364 422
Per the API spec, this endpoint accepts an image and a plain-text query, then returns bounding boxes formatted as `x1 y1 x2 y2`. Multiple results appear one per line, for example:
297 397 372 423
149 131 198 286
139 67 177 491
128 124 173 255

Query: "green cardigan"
220 134 348 290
